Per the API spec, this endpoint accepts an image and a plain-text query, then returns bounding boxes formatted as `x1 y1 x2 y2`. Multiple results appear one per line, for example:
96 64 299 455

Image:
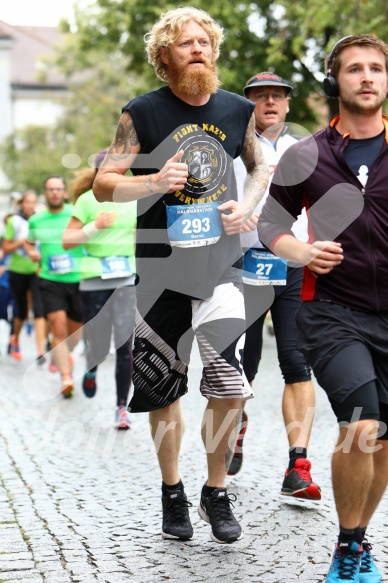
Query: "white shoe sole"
198 502 243 544
161 530 193 541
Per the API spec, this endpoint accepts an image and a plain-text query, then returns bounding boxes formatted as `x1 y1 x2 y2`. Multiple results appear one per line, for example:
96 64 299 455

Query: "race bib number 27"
243 249 287 286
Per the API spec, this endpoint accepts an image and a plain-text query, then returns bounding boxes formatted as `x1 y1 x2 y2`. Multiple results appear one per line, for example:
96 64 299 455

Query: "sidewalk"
0 323 387 582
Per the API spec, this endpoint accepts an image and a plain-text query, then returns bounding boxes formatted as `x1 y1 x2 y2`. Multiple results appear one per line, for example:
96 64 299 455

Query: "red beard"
167 55 220 96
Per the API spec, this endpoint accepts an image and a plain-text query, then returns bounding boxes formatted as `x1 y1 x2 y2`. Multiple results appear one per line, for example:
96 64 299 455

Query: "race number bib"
16 247 28 257
166 202 222 247
48 254 74 275
101 256 132 279
243 249 287 286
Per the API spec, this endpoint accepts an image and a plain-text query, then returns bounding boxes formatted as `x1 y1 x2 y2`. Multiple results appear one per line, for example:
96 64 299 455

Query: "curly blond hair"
145 6 224 82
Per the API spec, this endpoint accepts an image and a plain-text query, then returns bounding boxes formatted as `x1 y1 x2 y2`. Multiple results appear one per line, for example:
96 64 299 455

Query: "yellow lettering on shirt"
202 124 226 141
174 184 227 205
173 125 199 142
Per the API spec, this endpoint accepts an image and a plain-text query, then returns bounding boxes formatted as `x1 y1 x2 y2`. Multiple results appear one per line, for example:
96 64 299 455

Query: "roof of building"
0 19 67 88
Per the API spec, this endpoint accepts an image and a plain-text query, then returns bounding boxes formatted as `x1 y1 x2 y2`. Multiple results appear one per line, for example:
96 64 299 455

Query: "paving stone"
0 559 35 570
0 331 386 582
0 572 44 581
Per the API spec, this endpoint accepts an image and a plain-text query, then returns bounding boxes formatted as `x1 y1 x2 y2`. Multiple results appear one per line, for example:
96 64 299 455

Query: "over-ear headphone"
323 36 353 98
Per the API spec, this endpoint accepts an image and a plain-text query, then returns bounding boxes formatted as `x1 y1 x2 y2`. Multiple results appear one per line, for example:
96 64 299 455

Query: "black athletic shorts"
8 271 44 319
328 382 388 439
38 278 82 322
296 301 388 427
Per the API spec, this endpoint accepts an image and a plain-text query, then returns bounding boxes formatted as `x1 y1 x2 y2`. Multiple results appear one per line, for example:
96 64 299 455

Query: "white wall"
0 38 14 142
12 92 66 130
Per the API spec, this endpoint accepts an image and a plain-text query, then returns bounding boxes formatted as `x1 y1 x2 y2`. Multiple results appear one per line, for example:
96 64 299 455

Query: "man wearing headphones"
259 35 388 583
232 72 320 504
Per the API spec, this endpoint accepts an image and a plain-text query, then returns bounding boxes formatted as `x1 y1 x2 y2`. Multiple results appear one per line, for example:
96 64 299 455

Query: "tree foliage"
0 126 68 195
269 0 388 118
56 0 388 127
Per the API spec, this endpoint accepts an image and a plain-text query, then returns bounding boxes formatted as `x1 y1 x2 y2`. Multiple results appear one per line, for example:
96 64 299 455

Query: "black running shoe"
227 411 248 476
161 489 193 541
198 487 243 544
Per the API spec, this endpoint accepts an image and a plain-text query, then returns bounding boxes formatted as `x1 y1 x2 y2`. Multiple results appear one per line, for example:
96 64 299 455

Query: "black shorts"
296 301 388 407
8 271 44 319
328 382 388 439
0 286 16 322
38 278 82 322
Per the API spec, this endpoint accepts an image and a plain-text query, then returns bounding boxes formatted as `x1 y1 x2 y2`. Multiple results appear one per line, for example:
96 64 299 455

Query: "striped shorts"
128 282 253 413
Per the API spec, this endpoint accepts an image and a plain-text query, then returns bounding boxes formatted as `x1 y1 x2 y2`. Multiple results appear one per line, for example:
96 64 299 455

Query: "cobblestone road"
0 321 387 582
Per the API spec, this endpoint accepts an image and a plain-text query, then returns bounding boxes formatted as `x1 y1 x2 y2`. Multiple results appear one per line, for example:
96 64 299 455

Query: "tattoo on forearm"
109 112 139 160
240 114 269 218
240 115 257 172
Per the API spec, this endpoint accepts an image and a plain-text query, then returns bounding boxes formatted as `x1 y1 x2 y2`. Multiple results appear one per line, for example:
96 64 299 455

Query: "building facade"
0 20 67 196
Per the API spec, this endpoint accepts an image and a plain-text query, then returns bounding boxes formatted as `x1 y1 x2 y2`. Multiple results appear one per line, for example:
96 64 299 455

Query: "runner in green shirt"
25 177 84 398
63 150 136 427
3 191 46 362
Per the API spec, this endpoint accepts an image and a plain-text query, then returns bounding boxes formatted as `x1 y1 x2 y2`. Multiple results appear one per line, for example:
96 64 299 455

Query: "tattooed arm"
218 113 269 235
93 111 189 203
239 113 269 218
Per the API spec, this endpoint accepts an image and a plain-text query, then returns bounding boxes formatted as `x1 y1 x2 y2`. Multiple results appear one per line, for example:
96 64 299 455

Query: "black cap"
243 72 293 96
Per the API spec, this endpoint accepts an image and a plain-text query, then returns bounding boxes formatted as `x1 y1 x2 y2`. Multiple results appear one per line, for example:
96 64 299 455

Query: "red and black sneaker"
281 458 321 500
227 411 248 476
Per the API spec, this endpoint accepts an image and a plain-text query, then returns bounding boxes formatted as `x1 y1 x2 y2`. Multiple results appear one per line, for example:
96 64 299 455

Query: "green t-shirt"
27 205 83 283
4 214 39 275
71 190 137 280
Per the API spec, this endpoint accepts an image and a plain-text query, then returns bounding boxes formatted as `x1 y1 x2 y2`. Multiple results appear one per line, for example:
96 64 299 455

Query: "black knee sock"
288 447 307 470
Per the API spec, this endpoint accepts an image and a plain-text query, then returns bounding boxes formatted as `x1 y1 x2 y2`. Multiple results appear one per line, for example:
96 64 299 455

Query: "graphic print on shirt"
357 164 368 186
343 131 384 188
172 126 229 203
184 136 227 197
166 127 231 247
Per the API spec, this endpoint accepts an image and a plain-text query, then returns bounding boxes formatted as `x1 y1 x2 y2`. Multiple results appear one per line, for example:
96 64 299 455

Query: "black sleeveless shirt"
122 86 255 299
